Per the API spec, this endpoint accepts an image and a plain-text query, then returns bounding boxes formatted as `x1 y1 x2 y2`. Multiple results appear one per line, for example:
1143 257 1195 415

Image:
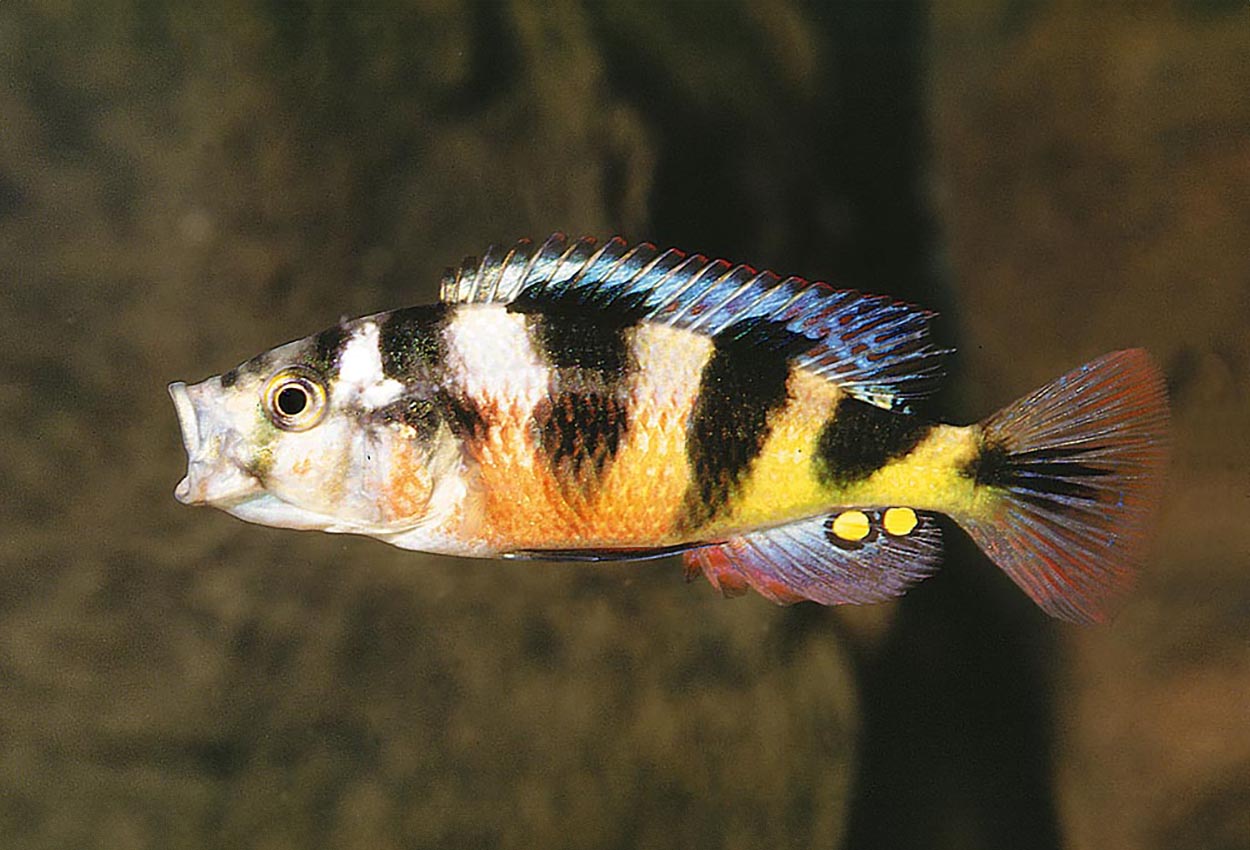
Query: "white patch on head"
336 321 405 408
444 305 548 412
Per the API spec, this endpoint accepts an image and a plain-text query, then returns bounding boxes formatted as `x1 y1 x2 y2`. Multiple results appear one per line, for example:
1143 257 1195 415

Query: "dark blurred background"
1 2 1247 848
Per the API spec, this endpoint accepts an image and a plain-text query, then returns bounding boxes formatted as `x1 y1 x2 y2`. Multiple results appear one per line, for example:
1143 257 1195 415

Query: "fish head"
169 315 463 536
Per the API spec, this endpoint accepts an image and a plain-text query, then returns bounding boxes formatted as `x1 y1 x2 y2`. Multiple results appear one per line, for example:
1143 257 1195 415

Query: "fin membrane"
684 508 943 605
441 234 948 412
959 349 1169 623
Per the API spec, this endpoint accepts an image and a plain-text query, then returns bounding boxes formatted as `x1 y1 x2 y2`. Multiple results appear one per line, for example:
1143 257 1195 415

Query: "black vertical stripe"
508 279 651 333
682 318 816 528
533 390 629 487
506 280 651 484
308 323 348 377
522 312 634 372
436 388 488 444
370 397 441 439
520 311 638 487
815 396 932 488
373 303 488 443
379 303 452 382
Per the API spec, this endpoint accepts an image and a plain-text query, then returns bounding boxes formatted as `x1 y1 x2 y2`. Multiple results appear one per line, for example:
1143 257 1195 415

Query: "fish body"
170 234 1169 622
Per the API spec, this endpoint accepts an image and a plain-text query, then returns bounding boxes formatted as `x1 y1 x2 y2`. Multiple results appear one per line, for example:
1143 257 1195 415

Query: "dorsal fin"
440 233 948 411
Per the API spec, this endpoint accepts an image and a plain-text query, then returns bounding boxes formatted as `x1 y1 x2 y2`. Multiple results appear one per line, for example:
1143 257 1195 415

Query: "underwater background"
1 2 1248 848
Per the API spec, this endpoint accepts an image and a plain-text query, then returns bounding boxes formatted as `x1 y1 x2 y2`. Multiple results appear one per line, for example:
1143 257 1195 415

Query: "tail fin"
958 350 1169 623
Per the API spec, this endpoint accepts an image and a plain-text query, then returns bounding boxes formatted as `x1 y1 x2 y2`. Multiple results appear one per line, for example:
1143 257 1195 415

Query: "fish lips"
168 379 263 507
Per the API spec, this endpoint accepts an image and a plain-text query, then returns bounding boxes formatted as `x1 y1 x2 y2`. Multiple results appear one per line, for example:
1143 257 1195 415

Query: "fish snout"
168 378 262 507
169 381 200 452
169 381 203 503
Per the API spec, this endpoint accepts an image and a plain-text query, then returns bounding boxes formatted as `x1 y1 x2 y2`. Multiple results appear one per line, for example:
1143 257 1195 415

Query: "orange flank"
465 399 571 548
468 397 691 550
469 323 712 551
575 380 696 543
575 323 712 543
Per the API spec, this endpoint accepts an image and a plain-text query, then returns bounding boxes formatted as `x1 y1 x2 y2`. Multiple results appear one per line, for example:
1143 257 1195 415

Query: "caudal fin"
958 350 1169 623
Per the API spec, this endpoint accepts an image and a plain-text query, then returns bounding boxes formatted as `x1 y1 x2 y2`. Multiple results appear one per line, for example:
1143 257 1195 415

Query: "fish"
169 234 1169 623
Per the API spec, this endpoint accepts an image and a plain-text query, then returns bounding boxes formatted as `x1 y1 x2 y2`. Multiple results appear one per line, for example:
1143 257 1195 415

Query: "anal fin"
684 508 943 606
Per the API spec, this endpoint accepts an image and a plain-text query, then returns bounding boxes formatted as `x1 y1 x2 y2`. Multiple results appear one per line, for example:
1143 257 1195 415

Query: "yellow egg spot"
883 507 918 536
832 510 871 541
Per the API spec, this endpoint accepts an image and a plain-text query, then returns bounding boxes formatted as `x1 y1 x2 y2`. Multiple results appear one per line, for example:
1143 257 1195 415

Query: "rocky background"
0 2 1246 849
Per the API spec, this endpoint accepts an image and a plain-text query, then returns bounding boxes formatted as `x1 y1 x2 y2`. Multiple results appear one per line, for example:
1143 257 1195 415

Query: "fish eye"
277 385 308 416
262 367 327 432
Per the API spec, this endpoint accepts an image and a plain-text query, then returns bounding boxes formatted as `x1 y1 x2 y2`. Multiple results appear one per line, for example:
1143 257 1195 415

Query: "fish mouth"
169 379 263 507
169 381 200 504
169 382 199 455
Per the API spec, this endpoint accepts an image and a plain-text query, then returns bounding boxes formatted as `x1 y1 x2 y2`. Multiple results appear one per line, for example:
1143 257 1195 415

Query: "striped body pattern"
171 235 1169 622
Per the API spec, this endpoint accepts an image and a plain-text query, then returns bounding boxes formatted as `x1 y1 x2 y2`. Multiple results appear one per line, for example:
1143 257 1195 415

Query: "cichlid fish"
169 234 1169 622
